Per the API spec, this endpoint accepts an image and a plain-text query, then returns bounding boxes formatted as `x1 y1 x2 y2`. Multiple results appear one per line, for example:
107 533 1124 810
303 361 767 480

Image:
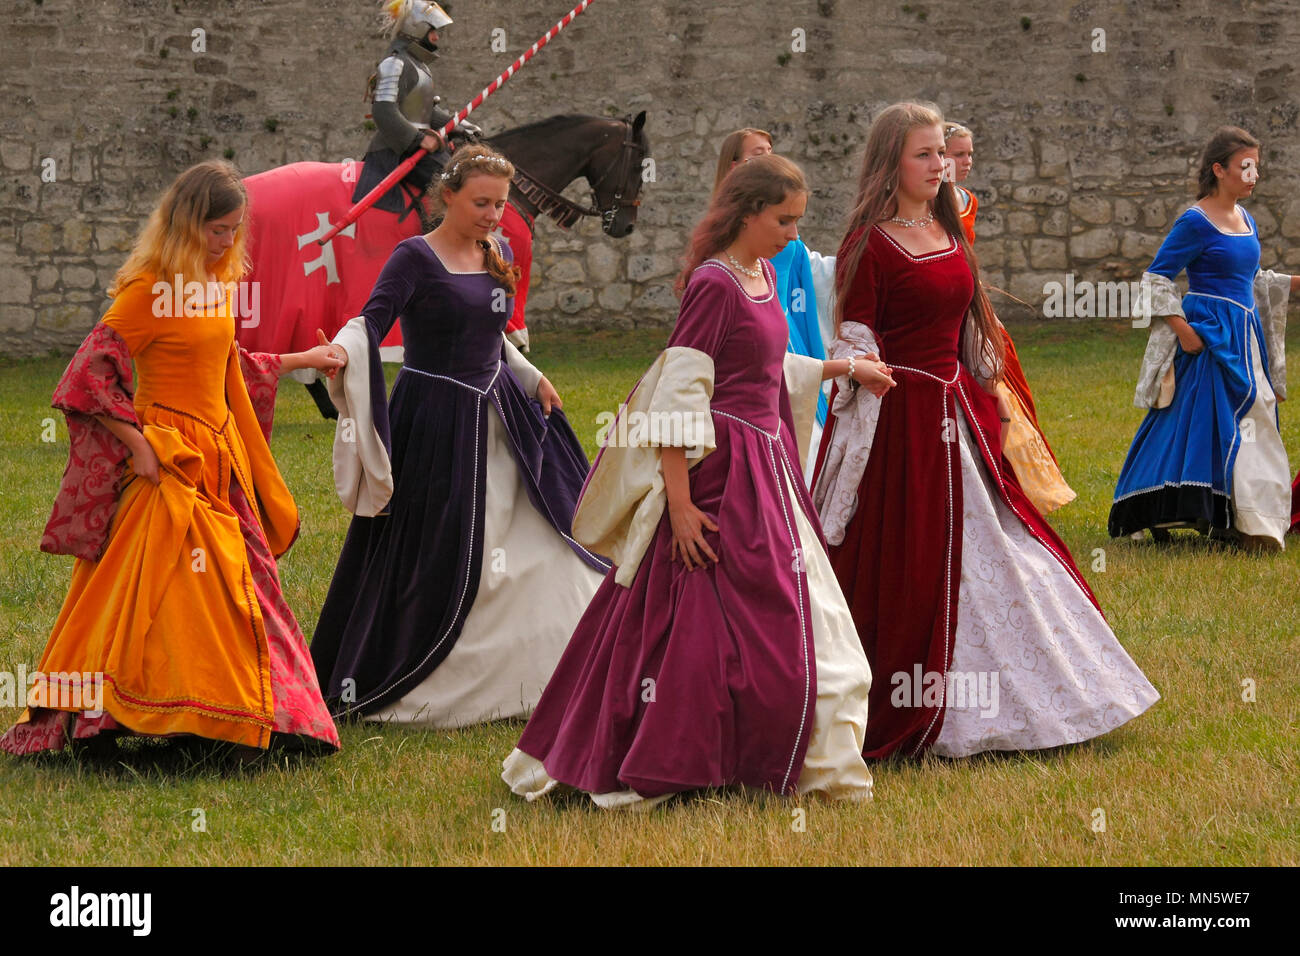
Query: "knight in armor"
355 1 479 224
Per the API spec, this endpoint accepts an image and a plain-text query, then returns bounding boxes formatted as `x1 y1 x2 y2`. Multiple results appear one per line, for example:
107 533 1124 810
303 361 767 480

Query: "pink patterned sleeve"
40 323 140 561
236 345 282 441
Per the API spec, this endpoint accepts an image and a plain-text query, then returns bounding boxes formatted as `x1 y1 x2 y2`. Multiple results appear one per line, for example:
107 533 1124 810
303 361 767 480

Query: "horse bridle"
509 118 645 232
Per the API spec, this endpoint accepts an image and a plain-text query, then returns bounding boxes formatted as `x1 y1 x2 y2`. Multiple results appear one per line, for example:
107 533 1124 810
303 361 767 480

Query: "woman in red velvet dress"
810 103 1158 759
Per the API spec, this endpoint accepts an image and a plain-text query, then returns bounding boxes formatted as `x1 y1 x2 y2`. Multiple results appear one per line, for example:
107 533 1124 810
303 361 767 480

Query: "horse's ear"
632 110 646 133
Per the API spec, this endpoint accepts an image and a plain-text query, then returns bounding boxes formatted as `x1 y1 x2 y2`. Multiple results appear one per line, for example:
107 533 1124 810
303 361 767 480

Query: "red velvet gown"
812 225 1158 758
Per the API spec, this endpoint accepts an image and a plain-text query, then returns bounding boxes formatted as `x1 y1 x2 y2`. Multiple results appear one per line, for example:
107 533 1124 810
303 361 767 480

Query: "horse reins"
508 118 644 232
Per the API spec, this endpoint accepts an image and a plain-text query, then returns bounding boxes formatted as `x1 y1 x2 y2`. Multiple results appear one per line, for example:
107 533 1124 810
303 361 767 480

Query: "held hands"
668 498 720 571
307 329 348 379
536 376 562 416
851 352 896 397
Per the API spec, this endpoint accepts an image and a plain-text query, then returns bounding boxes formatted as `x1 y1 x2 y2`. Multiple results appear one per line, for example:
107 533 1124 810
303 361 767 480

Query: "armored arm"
372 55 424 155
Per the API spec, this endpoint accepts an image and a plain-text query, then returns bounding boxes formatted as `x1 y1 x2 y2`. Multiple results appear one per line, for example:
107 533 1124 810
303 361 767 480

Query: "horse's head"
584 111 649 238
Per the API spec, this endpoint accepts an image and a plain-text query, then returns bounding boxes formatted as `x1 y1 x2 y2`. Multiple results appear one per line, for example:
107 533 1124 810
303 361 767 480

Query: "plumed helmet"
384 1 453 41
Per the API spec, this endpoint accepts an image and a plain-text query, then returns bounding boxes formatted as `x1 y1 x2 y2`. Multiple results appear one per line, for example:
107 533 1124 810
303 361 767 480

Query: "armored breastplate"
400 61 437 127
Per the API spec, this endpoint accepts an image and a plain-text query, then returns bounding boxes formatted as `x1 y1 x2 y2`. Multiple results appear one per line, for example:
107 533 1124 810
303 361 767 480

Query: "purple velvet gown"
508 259 872 801
310 237 610 717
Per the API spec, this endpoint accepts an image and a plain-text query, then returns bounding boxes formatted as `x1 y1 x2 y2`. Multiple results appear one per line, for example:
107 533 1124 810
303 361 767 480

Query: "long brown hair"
435 144 522 294
712 127 773 195
676 153 807 295
110 160 249 296
835 102 1003 379
1195 126 1260 199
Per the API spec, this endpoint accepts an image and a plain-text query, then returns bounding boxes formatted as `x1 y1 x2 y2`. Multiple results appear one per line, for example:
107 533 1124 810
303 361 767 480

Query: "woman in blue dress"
1109 126 1295 549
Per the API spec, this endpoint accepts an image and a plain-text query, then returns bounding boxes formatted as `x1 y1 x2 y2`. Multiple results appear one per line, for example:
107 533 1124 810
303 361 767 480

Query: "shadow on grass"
1115 528 1286 556
19 734 333 782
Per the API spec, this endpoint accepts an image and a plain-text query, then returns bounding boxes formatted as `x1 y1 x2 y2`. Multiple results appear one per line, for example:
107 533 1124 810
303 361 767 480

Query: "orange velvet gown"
2 276 339 753
959 186 1076 514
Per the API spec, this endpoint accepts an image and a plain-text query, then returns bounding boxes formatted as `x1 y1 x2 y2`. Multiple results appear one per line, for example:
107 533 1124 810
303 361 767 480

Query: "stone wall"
3 0 1300 354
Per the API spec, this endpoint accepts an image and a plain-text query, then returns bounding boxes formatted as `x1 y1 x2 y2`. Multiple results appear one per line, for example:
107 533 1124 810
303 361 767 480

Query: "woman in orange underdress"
945 121 1076 513
2 161 342 757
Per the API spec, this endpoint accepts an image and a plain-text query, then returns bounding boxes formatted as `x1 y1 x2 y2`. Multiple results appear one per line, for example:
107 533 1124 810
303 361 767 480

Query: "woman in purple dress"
310 146 610 728
503 155 895 807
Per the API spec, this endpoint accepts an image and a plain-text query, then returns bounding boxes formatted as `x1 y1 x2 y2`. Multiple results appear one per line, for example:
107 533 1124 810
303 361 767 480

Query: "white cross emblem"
297 212 356 285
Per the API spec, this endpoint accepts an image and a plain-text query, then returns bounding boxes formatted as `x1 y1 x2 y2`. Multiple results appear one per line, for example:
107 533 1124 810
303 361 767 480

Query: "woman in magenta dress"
811 103 1158 759
503 155 895 807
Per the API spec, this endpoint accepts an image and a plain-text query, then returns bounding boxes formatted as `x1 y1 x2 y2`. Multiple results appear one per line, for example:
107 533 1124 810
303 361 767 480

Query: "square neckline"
419 235 488 274
871 223 959 261
1188 204 1254 237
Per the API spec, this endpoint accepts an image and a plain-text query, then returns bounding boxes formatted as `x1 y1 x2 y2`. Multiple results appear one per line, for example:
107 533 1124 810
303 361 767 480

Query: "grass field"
0 319 1297 866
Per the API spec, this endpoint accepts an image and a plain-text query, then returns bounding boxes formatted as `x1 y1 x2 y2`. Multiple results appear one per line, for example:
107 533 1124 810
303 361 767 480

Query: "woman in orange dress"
946 121 1076 514
2 161 342 757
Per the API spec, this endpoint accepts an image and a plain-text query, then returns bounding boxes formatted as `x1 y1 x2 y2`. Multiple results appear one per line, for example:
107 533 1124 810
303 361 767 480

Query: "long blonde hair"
109 160 248 296
835 102 1002 378
712 128 773 195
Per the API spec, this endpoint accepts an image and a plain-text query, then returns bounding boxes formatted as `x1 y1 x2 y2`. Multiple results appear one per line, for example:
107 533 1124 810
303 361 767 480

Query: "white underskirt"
930 412 1161 757
1230 325 1290 545
502 466 874 808
365 409 605 728
804 419 823 485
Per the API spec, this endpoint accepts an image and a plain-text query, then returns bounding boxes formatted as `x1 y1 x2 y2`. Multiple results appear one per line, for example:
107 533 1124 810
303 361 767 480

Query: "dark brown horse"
489 110 649 239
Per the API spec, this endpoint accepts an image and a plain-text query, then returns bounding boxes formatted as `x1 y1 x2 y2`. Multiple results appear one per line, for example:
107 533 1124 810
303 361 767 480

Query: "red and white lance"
319 0 599 245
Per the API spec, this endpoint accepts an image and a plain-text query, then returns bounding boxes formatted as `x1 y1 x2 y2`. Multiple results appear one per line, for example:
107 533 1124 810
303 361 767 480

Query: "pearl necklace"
726 253 761 278
889 210 935 228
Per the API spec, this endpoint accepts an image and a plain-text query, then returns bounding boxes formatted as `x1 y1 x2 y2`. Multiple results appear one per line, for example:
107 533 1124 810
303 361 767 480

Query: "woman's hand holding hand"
306 329 348 378
853 355 896 397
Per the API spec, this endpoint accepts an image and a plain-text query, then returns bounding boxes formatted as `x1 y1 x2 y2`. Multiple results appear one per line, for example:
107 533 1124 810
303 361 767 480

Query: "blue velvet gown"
1109 206 1290 543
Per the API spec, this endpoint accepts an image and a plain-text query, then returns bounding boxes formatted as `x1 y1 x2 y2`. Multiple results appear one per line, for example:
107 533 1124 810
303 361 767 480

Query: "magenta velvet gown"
503 259 873 805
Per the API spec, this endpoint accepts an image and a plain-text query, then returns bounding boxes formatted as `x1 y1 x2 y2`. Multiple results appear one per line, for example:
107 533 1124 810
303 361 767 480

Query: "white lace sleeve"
811 322 883 545
1134 272 1181 408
